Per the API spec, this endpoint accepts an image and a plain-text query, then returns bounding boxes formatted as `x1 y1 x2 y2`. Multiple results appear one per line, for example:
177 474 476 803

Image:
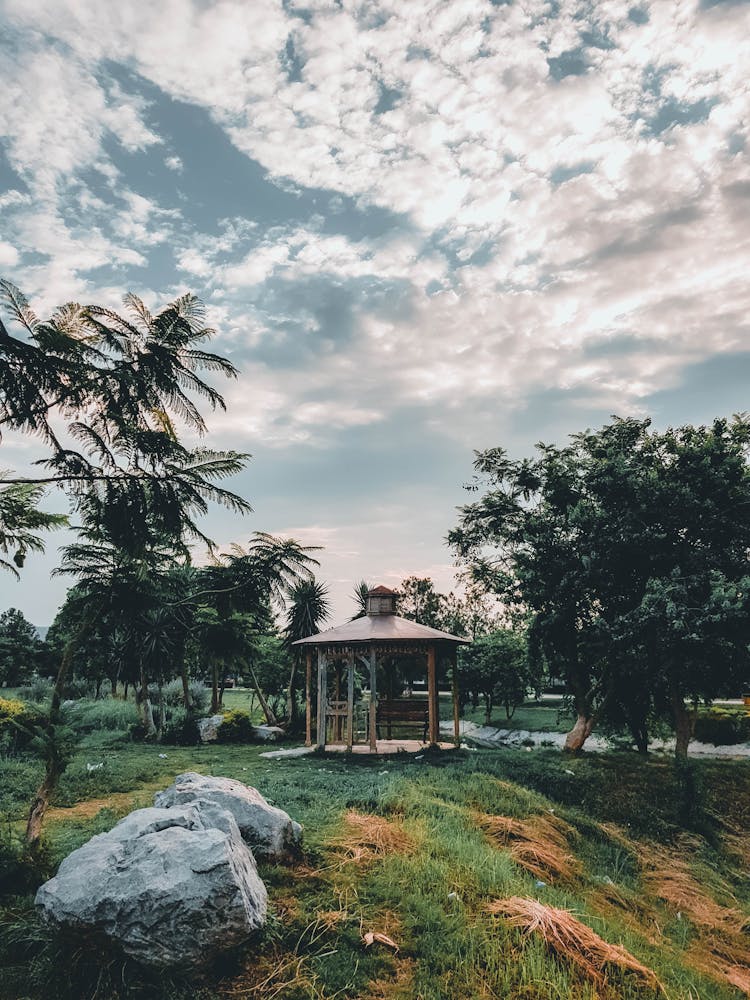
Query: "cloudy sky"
1 0 749 626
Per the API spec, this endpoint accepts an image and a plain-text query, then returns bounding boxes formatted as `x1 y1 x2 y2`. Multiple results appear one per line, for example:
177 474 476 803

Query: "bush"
693 709 750 746
154 679 209 714
217 709 253 743
160 709 200 746
65 699 139 734
16 677 53 706
0 697 46 752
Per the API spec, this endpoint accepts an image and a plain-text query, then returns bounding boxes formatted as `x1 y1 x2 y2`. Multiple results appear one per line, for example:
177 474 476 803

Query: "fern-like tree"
0 281 252 845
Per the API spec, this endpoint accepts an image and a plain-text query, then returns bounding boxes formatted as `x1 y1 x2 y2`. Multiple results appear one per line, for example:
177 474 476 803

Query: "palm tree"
190 533 321 714
284 578 331 728
350 579 372 620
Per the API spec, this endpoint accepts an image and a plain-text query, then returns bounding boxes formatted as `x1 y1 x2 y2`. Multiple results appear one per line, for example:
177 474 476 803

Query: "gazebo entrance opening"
293 585 470 752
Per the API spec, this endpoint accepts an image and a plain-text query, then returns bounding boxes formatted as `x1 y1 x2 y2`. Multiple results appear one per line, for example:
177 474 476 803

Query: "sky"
1 0 750 628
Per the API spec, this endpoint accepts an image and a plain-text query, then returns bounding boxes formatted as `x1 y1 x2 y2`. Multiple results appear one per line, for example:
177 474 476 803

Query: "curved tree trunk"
248 661 278 726
564 712 594 752
25 754 64 848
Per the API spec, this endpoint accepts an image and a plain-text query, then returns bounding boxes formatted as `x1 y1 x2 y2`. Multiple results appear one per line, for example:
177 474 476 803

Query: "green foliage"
451 415 750 756
0 696 45 752
217 708 254 743
0 608 43 686
64 699 139 734
16 676 53 706
458 628 533 722
693 708 750 745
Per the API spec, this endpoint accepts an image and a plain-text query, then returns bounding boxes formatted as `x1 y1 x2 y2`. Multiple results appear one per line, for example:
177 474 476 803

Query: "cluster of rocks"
35 773 302 970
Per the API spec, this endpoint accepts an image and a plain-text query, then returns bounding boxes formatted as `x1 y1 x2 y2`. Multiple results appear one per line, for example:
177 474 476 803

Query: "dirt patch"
487 895 662 992
46 785 161 823
479 812 581 884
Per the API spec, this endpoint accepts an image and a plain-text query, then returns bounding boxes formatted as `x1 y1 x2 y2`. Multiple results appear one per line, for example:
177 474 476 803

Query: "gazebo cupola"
366 585 398 616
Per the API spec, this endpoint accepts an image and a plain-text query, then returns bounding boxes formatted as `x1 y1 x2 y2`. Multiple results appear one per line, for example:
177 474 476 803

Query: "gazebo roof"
292 613 469 647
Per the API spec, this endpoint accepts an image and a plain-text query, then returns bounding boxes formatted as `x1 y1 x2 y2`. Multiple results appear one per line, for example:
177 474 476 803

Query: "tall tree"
0 284 252 845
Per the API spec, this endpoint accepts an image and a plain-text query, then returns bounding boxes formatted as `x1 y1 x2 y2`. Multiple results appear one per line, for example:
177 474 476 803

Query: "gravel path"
440 719 750 758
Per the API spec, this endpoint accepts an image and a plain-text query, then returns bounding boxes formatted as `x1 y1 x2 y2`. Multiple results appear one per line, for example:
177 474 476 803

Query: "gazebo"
292 585 470 752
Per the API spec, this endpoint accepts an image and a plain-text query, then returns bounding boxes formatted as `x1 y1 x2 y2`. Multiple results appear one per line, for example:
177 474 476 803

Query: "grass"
1 706 749 999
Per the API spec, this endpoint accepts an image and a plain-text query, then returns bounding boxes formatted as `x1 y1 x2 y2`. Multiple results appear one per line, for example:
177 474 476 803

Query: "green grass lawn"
1 721 749 1000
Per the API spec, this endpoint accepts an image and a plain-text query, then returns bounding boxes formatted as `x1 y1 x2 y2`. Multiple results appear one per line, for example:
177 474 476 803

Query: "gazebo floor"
324 739 455 754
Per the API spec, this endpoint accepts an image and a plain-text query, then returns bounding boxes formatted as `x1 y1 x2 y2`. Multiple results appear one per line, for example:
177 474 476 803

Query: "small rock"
251 725 285 743
535 880 546 888
197 715 225 743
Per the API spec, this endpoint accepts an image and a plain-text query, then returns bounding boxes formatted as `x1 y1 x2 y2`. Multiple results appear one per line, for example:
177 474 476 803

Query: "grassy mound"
0 733 748 999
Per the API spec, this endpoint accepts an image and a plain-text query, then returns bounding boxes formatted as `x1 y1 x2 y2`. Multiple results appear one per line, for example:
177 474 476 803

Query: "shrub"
217 709 254 743
160 709 200 746
0 697 46 752
693 709 750 746
16 676 53 706
65 699 139 734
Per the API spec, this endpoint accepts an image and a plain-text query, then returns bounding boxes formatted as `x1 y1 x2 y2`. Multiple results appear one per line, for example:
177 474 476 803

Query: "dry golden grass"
479 812 581 884
596 826 750 996
487 895 662 992
330 810 416 866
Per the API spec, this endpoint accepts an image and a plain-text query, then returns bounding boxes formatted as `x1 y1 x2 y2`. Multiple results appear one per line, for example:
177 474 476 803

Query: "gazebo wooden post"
427 644 438 746
316 650 327 749
346 650 355 751
369 647 377 752
451 648 460 747
304 649 312 747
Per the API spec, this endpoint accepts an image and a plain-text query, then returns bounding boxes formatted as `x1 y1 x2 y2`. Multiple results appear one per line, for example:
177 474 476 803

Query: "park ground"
1 691 750 1000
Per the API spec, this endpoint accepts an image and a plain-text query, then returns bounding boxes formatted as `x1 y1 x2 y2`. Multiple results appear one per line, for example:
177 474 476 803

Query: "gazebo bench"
375 698 429 741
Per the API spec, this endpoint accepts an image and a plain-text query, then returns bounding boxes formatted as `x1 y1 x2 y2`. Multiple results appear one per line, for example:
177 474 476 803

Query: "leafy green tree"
458 628 531 723
451 416 750 758
397 576 447 628
0 607 41 686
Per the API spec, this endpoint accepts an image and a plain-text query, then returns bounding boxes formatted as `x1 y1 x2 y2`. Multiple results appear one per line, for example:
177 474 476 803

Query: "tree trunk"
484 695 492 726
95 677 102 700
110 676 117 697
564 712 594 751
210 662 220 714
156 677 164 742
248 661 278 726
286 658 298 730
25 754 64 848
137 666 157 738
670 685 692 761
180 661 191 710
25 622 89 848
123 681 129 700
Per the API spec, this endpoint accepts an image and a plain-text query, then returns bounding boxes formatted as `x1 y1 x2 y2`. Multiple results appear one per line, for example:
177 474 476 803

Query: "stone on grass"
252 724 285 742
35 802 266 970
155 772 302 861
197 714 225 742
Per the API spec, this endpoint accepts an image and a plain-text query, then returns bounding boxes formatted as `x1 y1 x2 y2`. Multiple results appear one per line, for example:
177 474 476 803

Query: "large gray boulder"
155 772 302 862
35 802 267 970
